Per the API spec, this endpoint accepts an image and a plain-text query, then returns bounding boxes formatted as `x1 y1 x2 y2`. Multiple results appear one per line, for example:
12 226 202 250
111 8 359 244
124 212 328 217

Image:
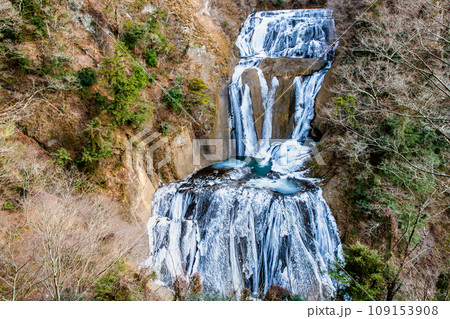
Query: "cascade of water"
230 9 336 159
141 9 343 300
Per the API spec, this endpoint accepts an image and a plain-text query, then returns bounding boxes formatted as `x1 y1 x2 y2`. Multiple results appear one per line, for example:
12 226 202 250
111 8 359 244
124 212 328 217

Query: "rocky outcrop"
145 281 174 301
125 142 158 223
124 127 196 221
310 61 336 141
170 128 195 180
241 57 327 139
241 68 264 139
259 57 327 81
266 58 326 139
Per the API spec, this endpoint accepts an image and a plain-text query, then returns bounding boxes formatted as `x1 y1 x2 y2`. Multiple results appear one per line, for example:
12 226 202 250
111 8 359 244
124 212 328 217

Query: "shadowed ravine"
141 9 343 300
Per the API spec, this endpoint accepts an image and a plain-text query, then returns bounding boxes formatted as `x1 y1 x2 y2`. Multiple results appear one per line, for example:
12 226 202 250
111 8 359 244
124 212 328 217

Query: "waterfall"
141 9 343 300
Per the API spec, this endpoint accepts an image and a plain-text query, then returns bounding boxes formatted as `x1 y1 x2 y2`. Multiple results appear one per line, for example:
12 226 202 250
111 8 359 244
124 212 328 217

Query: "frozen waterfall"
141 9 343 300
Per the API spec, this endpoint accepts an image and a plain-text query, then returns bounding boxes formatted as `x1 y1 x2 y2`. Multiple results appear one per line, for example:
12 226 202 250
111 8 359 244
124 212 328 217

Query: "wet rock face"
267 58 327 139
241 68 264 139
241 58 327 140
124 128 195 221
271 76 296 139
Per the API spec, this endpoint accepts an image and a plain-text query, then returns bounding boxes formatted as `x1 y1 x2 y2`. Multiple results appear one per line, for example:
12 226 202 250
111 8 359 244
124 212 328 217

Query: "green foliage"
188 77 208 93
104 60 147 100
163 84 184 112
331 242 387 300
146 9 171 54
148 32 171 54
187 77 211 106
2 202 15 210
121 11 170 56
368 0 380 16
0 20 22 43
30 16 46 34
12 0 46 19
334 94 357 126
175 75 184 84
122 21 147 50
37 55 70 78
149 71 157 84
369 116 446 240
11 53 30 73
184 77 214 114
143 47 158 67
1 45 30 73
0 27 15 42
94 261 143 301
435 269 449 301
346 113 448 243
12 0 48 36
348 178 374 215
328 0 448 301
380 192 424 242
101 54 151 127
221 19 229 30
161 77 214 119
375 116 447 169
146 8 168 32
52 148 72 167
78 119 114 170
77 67 97 87
160 122 170 136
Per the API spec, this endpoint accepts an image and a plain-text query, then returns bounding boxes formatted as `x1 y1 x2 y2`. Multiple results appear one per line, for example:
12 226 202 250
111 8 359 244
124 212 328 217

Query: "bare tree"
23 190 117 300
0 225 43 301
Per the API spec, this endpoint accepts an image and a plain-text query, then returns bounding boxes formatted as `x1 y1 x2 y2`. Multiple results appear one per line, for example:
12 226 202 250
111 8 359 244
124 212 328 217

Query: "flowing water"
141 9 343 300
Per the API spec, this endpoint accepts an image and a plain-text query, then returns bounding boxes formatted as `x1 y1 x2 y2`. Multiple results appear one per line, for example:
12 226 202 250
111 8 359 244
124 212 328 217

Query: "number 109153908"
368 305 438 316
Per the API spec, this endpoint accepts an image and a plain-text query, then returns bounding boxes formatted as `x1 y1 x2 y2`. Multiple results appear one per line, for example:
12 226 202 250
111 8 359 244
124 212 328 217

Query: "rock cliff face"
307 60 350 238
124 127 195 223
